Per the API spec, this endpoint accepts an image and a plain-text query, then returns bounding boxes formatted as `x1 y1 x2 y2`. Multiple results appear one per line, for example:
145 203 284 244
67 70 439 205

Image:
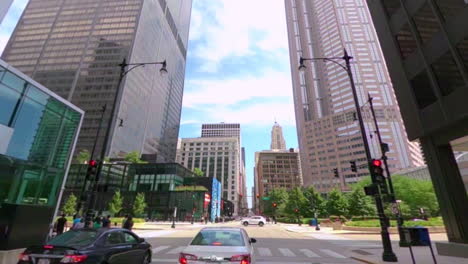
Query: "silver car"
179 227 256 264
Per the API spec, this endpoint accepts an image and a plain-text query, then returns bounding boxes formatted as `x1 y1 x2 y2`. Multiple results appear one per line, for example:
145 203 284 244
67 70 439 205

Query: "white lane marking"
299 249 320 258
151 259 176 262
278 248 296 257
308 233 346 240
257 247 272 256
320 249 347 259
152 246 170 254
166 246 186 254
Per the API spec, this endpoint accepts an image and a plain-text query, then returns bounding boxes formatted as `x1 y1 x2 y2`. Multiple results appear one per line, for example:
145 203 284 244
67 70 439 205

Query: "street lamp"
299 50 397 262
85 58 168 225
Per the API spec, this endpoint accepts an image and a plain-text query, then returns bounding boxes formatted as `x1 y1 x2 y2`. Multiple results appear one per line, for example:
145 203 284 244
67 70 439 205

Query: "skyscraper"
366 0 468 256
284 0 424 192
0 0 13 24
270 121 286 150
1 0 192 162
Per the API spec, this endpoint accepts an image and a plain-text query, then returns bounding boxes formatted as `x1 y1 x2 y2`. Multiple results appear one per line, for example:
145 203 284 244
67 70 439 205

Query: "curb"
351 256 378 264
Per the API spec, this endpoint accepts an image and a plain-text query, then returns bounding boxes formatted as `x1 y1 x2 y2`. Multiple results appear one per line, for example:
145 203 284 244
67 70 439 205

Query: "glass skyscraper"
1 0 192 162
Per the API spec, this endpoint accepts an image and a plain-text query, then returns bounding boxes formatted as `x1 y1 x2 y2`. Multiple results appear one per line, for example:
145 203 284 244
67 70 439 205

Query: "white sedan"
179 227 256 264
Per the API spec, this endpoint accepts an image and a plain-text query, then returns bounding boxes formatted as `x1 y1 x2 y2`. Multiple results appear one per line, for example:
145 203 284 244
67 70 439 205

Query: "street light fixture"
85 58 168 226
299 50 397 262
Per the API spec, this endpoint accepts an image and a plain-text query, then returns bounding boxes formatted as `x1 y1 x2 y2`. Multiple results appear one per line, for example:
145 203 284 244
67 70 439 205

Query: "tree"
124 151 147 164
262 188 289 217
108 190 123 216
284 187 308 218
325 189 349 217
77 150 90 164
133 192 147 217
193 168 204 177
62 193 77 216
302 186 325 218
347 187 375 218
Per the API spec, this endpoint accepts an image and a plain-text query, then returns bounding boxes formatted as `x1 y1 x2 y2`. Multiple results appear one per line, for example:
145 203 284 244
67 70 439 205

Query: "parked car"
179 227 256 264
17 228 151 264
241 216 266 227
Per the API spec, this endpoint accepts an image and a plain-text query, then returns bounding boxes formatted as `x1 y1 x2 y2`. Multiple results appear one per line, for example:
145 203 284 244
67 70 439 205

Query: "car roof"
70 228 131 235
199 227 245 231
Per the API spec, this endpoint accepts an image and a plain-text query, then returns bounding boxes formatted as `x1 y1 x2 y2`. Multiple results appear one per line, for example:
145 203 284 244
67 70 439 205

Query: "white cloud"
183 69 293 108
189 0 289 72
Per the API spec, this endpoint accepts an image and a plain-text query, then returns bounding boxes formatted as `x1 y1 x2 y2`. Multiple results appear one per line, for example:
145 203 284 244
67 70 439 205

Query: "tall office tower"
1 0 192 162
270 122 287 150
0 0 13 24
176 137 242 215
284 0 425 192
366 0 468 255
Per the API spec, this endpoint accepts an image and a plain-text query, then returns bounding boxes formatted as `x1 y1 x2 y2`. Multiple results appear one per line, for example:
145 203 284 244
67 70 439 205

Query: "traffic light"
272 203 277 208
350 161 357 172
86 160 98 180
256 194 260 198
333 168 339 178
370 159 388 195
294 208 299 213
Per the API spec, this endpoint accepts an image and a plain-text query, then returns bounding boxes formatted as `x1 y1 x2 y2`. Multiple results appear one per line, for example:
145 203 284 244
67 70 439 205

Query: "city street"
134 222 466 264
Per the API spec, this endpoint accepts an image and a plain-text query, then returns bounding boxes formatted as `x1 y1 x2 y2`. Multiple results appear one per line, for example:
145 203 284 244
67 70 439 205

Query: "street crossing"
151 245 351 259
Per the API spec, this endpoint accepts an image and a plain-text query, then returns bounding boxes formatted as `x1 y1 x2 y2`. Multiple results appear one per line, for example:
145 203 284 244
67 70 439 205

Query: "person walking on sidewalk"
56 214 68 235
102 215 111 228
123 216 134 231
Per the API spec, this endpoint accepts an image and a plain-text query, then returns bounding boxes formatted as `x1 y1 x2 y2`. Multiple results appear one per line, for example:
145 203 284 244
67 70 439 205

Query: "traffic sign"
261 196 270 201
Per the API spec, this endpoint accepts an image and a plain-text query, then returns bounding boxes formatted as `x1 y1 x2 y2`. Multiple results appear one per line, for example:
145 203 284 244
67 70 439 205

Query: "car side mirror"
249 238 257 244
138 237 145 243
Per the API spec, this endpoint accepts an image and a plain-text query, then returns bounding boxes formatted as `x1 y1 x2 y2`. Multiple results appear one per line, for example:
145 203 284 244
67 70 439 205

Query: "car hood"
182 245 250 259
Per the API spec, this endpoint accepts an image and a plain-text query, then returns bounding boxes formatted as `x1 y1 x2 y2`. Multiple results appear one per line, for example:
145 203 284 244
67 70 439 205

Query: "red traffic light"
294 208 299 212
272 203 277 207
89 160 97 167
372 159 382 167
256 194 260 198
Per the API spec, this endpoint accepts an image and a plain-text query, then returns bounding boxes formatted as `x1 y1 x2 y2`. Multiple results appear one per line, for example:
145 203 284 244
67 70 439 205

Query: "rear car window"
48 230 98 247
191 230 245 246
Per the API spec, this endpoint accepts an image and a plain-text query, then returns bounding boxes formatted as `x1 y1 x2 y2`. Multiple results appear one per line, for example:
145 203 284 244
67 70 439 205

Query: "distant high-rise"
284 0 424 192
202 123 241 141
270 122 286 150
0 0 13 24
1 0 193 162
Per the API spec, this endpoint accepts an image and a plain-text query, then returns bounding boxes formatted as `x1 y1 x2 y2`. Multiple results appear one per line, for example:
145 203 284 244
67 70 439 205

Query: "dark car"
17 228 151 264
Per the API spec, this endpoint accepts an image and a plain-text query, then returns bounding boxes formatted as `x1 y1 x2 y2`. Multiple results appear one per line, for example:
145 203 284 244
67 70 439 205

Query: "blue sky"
0 0 298 205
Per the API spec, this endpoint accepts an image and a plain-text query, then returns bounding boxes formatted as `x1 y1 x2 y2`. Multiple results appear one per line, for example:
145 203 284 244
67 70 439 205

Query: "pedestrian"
72 215 81 229
102 215 111 228
122 214 128 228
74 218 85 229
56 214 68 235
93 215 102 228
123 216 134 231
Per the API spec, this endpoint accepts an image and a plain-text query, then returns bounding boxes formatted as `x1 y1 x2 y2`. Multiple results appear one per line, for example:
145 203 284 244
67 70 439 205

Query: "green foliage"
325 189 349 217
76 150 90 164
108 190 123 216
302 186 325 217
124 151 147 164
346 217 443 227
346 187 375 218
174 185 208 192
262 188 289 216
133 193 147 217
61 193 77 216
193 168 205 177
284 187 308 218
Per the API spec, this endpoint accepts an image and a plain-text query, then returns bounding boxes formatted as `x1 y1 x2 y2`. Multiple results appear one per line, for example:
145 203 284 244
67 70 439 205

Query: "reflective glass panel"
431 51 466 95
412 3 441 44
433 0 468 22
1 71 27 92
410 70 437 108
0 84 22 125
396 23 418 59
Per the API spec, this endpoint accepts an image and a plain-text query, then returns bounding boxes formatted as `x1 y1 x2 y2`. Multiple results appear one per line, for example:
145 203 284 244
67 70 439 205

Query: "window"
49 230 98 247
105 232 124 245
191 230 245 246
410 70 437 108
0 83 22 125
396 23 418 59
124 232 138 244
412 3 441 45
433 0 468 22
431 51 465 95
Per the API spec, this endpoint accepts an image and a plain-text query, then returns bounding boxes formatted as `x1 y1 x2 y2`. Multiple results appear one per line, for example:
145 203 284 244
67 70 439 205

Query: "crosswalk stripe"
166 246 185 254
257 247 272 256
152 246 170 254
299 249 320 258
320 249 347 259
278 248 296 257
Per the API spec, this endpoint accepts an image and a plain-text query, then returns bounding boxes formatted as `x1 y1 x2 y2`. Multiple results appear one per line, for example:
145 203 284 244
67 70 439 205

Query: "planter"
332 221 343 230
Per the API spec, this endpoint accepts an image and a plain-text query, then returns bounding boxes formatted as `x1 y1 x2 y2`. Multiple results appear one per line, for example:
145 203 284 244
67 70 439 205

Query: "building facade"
271 122 287 150
365 0 468 253
176 137 242 215
0 0 13 24
1 0 192 162
284 0 425 192
0 59 83 250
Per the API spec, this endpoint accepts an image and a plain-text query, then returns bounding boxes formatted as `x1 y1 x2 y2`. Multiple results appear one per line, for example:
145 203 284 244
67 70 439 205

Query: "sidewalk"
281 224 467 264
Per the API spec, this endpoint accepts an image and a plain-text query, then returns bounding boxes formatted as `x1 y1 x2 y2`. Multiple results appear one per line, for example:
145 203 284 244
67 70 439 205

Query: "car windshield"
48 230 98 247
191 230 245 246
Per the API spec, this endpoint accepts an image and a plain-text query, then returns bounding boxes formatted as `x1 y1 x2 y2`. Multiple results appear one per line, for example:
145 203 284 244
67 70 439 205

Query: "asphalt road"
141 223 364 264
